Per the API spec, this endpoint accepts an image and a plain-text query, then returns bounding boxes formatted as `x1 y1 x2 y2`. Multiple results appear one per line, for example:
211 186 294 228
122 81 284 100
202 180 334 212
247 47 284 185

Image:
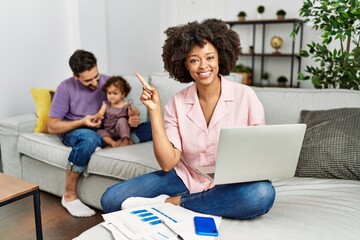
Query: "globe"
271 36 283 54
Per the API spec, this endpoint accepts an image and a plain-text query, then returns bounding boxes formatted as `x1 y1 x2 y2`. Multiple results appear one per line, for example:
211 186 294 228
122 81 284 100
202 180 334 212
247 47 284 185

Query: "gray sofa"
1 73 360 239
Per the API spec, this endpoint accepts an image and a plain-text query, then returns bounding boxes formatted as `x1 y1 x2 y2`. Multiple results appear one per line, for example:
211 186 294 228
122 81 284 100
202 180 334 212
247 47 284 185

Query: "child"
96 76 139 147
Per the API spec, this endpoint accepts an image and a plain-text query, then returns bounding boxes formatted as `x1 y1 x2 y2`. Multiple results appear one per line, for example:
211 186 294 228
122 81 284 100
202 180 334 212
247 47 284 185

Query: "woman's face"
185 40 220 86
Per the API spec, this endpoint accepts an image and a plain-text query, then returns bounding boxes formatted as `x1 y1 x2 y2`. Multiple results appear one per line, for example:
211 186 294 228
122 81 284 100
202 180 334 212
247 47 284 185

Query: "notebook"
196 124 306 185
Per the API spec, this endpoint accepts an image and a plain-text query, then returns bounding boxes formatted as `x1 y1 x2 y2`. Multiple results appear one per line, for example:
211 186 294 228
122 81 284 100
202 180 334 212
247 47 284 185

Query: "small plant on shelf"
277 76 288 87
276 9 286 20
232 64 252 85
257 5 265 19
261 71 270 86
249 45 254 54
262 72 270 79
232 64 251 73
257 5 265 14
237 11 247 21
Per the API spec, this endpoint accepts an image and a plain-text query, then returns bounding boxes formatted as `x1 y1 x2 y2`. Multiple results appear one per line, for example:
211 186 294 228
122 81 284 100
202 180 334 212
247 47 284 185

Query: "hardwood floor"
0 191 104 240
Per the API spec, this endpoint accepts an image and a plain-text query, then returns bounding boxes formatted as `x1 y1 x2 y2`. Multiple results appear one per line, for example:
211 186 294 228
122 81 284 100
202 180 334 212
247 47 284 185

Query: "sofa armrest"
0 113 36 178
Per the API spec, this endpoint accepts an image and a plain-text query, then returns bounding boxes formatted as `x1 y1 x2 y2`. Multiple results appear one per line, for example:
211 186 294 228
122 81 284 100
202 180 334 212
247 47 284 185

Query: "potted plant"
232 64 252 85
257 5 265 19
261 71 270 86
237 11 247 21
276 9 286 20
291 0 359 90
277 76 288 87
249 45 254 54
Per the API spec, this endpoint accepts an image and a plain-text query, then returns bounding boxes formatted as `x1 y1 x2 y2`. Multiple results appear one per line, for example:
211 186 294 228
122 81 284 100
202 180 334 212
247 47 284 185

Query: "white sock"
121 194 169 210
61 196 96 217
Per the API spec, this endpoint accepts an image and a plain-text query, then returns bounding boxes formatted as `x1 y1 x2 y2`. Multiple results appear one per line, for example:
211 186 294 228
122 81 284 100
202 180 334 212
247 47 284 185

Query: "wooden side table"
0 173 43 240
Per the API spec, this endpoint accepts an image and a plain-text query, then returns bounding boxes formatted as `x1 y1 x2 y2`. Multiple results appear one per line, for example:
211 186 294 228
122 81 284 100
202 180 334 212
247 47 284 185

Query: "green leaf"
297 0 360 89
300 50 310 57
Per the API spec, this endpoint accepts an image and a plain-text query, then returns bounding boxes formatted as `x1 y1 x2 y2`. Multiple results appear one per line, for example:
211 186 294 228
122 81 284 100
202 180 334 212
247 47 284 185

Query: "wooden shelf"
240 53 301 58
226 18 303 26
226 19 304 88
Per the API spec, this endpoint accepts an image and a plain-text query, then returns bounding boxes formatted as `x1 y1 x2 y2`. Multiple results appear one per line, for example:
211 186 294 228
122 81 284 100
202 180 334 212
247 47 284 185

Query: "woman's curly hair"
162 18 240 83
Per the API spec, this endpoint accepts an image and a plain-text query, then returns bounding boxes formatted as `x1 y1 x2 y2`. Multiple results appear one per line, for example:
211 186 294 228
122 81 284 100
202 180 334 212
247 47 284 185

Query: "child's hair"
102 76 131 97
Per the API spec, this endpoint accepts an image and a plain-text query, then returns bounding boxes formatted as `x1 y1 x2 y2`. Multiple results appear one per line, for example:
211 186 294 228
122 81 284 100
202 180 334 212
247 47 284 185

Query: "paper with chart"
102 203 222 240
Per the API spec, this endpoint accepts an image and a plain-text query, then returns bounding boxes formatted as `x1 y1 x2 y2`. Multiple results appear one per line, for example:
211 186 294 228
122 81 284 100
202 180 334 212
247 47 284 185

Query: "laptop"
196 124 306 185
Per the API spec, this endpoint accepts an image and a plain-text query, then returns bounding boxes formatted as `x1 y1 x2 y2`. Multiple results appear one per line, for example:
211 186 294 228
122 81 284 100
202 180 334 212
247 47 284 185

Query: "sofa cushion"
18 133 160 180
252 88 360 125
149 72 192 113
88 142 160 180
18 133 69 169
295 108 360 180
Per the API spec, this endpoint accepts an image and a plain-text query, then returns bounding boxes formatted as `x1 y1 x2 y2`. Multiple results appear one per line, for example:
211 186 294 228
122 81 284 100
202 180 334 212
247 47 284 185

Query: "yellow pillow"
30 88 55 133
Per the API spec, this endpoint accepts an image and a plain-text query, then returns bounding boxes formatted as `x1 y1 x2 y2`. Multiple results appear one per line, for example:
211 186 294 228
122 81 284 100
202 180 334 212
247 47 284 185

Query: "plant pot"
238 16 246 21
249 46 254 54
278 81 287 87
257 14 263 20
277 15 285 20
261 79 269 86
239 72 252 85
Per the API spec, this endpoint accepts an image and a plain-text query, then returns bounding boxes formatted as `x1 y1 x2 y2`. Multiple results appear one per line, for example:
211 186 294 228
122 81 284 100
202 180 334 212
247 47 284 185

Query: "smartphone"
194 216 218 236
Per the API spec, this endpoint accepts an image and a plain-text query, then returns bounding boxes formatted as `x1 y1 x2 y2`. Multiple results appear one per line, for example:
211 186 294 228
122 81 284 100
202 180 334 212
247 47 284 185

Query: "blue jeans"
130 121 152 143
62 128 105 173
101 170 275 219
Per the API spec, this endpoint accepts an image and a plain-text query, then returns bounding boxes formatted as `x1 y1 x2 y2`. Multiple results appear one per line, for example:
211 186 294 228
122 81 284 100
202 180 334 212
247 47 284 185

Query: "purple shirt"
49 74 109 121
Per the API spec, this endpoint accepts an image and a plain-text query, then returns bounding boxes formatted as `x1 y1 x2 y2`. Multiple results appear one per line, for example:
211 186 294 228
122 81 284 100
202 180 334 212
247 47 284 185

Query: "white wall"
0 0 73 119
77 0 109 73
105 0 164 75
162 0 315 88
0 0 317 120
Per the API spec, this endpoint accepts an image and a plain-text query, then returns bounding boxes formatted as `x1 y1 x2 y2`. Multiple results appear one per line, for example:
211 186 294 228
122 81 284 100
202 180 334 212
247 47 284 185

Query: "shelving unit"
226 19 304 88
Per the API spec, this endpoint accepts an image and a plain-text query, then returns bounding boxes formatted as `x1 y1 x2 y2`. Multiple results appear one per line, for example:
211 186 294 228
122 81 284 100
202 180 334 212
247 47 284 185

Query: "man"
48 49 140 217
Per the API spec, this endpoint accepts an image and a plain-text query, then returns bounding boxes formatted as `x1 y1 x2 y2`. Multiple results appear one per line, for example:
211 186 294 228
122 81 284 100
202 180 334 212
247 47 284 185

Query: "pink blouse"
164 76 265 193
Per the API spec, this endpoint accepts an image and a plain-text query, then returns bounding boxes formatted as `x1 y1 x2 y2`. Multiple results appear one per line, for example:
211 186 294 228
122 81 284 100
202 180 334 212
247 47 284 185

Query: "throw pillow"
30 88 55 133
295 108 360 180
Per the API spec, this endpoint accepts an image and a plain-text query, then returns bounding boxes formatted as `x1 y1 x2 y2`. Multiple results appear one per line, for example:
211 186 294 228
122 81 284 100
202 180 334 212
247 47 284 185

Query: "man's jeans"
130 121 152 143
101 170 275 219
62 128 104 173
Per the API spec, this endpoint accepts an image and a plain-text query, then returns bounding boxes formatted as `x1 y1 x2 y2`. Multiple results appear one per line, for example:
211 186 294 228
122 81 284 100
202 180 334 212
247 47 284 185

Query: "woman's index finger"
135 72 150 88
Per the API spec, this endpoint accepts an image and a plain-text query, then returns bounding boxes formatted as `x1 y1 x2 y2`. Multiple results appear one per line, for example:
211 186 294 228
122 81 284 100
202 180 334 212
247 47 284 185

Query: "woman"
101 19 275 219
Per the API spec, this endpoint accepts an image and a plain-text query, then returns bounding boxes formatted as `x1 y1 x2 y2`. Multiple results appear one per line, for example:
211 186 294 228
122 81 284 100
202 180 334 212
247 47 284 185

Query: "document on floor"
101 203 222 240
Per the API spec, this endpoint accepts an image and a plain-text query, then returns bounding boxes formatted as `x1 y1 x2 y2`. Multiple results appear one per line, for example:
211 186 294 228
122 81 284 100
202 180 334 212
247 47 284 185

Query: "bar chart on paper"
101 203 221 240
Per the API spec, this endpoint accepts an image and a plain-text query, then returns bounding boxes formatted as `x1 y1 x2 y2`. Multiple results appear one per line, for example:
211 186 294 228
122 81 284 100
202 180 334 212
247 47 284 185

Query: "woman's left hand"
136 73 162 113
